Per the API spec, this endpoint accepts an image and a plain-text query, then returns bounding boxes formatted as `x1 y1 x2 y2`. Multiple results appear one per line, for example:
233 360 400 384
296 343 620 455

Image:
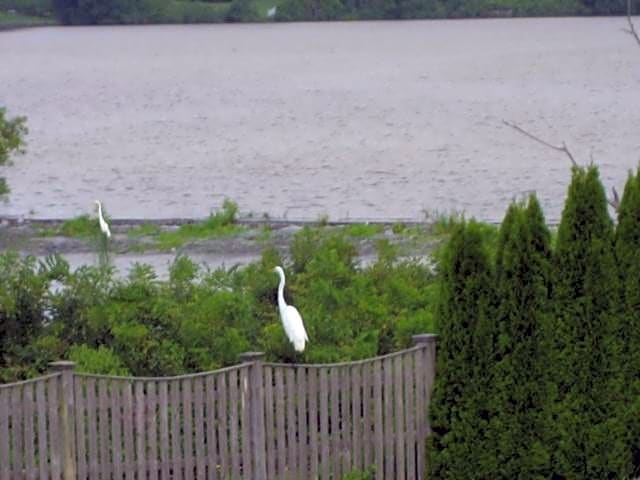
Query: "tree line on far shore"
1 0 634 25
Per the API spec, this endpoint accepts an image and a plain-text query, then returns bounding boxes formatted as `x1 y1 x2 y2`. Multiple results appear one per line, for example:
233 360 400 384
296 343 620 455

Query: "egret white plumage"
94 200 111 238
274 266 308 352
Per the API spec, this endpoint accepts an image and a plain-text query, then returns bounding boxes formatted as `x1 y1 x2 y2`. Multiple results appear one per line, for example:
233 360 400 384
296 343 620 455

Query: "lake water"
1 18 638 223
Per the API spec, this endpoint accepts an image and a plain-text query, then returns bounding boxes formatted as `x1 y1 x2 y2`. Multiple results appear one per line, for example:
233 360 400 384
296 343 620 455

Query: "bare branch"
608 186 621 210
626 0 640 47
502 120 577 166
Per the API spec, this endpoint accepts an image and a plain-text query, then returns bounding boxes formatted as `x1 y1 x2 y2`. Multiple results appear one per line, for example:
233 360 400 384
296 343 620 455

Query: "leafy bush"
0 108 27 196
0 224 437 381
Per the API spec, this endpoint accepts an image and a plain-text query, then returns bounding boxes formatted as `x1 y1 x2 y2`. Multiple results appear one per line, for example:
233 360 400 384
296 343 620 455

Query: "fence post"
412 333 438 401
49 361 77 480
239 351 267 480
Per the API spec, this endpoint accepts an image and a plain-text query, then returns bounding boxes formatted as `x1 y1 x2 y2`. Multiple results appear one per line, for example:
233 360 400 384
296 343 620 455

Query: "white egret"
274 266 308 352
94 200 111 238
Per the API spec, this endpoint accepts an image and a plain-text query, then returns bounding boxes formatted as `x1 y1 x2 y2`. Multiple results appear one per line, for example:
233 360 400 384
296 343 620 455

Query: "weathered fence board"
0 336 437 479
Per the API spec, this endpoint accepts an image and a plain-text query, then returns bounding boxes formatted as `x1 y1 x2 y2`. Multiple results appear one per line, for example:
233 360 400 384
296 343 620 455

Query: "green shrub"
68 344 129 375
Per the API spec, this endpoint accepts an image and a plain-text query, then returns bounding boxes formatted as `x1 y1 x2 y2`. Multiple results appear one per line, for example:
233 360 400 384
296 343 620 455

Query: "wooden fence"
0 334 437 480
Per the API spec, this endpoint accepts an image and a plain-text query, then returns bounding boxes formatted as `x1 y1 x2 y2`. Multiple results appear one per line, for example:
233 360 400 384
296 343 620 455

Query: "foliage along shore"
0 0 635 28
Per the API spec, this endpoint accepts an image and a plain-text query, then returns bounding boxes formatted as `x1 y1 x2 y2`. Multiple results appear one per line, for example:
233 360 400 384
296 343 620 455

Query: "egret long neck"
97 203 103 219
277 272 287 310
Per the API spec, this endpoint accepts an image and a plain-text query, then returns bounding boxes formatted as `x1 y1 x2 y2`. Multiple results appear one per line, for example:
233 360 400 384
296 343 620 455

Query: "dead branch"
503 120 622 212
608 186 621 210
502 120 577 166
624 0 640 47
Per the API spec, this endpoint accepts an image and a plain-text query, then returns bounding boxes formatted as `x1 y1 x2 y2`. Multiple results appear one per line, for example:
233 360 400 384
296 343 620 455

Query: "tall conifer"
489 195 553 479
551 165 628 477
614 167 640 475
427 220 495 478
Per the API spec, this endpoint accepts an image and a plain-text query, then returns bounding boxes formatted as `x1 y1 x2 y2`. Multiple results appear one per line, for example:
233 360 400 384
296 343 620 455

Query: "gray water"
1 18 639 223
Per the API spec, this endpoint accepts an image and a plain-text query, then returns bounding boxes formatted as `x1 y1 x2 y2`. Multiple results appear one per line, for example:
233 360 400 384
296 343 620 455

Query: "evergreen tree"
614 167 640 476
427 220 495 478
489 195 553 479
550 165 628 478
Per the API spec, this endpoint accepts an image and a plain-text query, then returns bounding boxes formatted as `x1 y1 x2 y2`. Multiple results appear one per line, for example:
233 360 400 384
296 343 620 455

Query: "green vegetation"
428 165 640 478
427 219 495 478
0 108 27 197
616 168 640 477
34 0 634 25
550 166 627 477
341 223 384 238
127 223 162 237
60 215 100 237
153 199 244 250
0 222 436 381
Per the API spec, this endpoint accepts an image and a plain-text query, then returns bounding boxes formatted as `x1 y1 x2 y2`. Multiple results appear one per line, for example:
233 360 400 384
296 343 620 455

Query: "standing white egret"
94 200 111 238
274 266 308 352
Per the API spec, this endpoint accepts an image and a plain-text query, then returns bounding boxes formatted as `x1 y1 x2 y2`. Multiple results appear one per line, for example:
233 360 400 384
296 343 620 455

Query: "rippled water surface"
1 18 638 222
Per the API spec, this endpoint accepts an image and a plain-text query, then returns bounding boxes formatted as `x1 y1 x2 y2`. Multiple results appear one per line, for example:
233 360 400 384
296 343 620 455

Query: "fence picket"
205 375 218 480
264 367 276 479
383 358 394 479
307 368 319 480
240 367 252 480
414 347 426 478
182 378 194 480
329 367 340 479
362 361 372 471
11 386 24 478
285 368 297 480
341 366 352 474
147 381 159 480
0 389 9 480
193 377 206 479
373 360 383 480
158 381 170 480
404 352 416 479
274 367 286 479
98 380 110 479
215 374 228 479
351 364 361 472
296 368 308 479
48 376 62 480
319 368 329 480
169 379 183 480
74 379 87 479
111 380 124 480
395 354 406 480
24 384 36 480
122 381 135 480
36 380 48 480
228 370 240 479
135 381 147 480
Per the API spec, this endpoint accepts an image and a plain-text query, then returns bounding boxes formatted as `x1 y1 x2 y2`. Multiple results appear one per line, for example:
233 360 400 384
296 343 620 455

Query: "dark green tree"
550 165 628 478
427 220 496 479
489 195 553 479
614 166 640 476
0 107 27 197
